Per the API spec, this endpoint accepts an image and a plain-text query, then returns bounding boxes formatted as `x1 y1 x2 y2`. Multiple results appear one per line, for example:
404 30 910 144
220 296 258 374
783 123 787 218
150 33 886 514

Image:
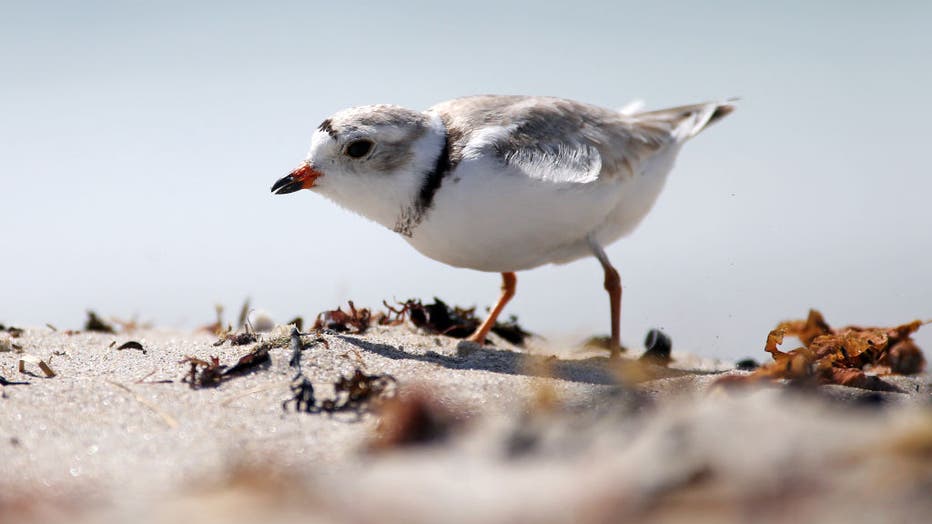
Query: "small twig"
107 380 178 429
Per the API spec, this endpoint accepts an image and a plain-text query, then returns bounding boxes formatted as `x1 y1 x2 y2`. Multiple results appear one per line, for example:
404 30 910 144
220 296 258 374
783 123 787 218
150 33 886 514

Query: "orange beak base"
271 163 322 195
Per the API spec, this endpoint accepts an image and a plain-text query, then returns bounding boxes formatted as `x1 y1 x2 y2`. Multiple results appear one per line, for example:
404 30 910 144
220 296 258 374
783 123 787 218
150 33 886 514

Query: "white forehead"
307 129 334 160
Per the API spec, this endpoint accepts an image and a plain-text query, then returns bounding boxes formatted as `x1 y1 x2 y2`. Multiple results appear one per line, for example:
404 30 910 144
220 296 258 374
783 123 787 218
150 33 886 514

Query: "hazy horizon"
3 1 930 359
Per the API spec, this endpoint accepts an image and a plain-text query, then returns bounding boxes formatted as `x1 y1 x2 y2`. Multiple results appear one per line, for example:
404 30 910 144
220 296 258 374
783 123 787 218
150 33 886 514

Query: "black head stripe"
318 118 337 138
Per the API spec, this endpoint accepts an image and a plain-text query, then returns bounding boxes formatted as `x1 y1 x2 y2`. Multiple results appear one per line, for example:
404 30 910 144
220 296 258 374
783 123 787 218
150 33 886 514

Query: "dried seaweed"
0 324 25 338
396 298 530 344
311 299 530 345
370 389 456 451
720 309 926 392
286 316 304 331
403 298 478 338
181 356 224 389
313 301 372 333
213 316 259 347
283 368 397 415
223 345 271 376
213 331 258 347
287 328 329 370
181 344 271 389
115 341 147 354
489 315 532 345
639 329 672 366
84 310 116 333
0 375 30 386
283 376 316 412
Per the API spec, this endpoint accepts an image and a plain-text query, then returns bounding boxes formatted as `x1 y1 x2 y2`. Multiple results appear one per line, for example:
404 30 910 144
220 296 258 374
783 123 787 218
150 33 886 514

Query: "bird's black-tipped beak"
271 174 303 195
271 163 322 195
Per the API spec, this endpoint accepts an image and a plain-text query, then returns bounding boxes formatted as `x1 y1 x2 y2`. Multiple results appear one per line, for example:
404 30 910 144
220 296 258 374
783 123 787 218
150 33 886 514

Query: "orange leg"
467 272 517 345
589 236 622 357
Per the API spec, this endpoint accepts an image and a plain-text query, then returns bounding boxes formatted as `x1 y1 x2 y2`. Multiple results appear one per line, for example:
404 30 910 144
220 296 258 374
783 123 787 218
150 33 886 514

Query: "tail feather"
630 98 738 141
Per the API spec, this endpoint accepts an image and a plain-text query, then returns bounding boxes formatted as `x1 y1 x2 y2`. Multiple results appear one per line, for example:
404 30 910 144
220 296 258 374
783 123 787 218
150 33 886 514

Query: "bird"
271 95 735 357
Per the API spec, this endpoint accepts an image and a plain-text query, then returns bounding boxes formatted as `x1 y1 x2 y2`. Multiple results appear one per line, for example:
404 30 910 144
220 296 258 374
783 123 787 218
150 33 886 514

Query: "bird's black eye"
344 140 373 159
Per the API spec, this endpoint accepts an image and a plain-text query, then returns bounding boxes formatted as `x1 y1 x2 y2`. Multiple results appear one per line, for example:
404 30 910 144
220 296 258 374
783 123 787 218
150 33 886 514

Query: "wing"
429 95 674 185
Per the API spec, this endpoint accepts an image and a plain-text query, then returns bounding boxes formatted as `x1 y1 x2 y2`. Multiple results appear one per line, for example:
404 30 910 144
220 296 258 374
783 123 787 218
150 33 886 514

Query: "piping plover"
272 95 735 356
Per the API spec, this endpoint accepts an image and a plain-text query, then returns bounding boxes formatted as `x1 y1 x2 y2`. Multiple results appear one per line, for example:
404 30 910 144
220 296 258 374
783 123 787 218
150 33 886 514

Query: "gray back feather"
429 95 733 183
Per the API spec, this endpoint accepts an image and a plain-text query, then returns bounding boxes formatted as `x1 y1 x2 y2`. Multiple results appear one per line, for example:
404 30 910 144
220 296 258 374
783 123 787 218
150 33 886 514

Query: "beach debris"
283 376 317 413
84 310 116 333
886 339 925 375
0 324 25 338
0 334 14 352
18 354 56 378
488 315 532 345
397 298 531 344
46 323 58 331
310 298 531 344
115 341 147 354
639 329 672 366
287 327 329 370
371 389 456 451
735 358 759 371
181 344 271 389
403 298 478 338
213 315 258 346
333 369 397 410
0 375 30 386
283 368 397 415
213 330 258 347
313 301 372 333
286 316 304 331
718 309 926 392
181 356 224 388
288 328 304 369
224 345 271 376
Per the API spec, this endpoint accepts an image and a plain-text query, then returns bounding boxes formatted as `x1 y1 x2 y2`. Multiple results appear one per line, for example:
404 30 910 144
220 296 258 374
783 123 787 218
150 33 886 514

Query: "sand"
1 324 929 524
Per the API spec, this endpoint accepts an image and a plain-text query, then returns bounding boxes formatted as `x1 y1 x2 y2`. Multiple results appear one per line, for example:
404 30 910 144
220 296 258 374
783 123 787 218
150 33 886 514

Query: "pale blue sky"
2 1 930 359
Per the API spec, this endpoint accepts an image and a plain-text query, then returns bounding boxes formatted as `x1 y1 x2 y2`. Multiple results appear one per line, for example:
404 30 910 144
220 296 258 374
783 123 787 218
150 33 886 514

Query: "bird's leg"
467 272 517 345
588 236 622 358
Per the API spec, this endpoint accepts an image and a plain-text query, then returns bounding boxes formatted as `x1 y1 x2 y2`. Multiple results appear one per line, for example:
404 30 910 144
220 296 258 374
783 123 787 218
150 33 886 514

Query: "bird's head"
271 105 446 230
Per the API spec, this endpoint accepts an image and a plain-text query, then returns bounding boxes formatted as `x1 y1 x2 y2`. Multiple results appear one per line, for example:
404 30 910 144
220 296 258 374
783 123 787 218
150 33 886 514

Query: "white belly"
405 152 677 272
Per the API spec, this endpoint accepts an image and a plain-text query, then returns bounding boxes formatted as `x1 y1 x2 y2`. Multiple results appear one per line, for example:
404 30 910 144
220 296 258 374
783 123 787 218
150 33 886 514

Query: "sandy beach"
1 316 929 524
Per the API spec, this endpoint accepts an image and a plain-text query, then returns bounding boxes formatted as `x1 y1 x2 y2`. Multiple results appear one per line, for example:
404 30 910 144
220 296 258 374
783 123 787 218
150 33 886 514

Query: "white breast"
405 155 616 272
405 146 681 272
